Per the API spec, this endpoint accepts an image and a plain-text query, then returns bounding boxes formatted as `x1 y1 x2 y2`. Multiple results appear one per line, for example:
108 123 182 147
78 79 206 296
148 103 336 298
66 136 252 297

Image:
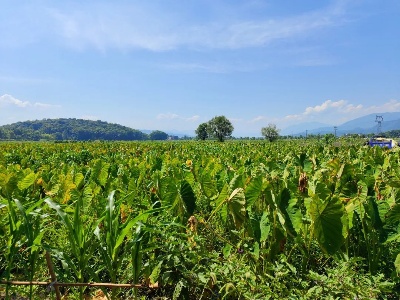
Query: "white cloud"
284 114 303 121
363 99 400 113
186 115 200 122
157 113 180 120
283 99 400 125
303 100 350 114
157 113 200 122
250 116 267 123
228 117 244 123
0 94 60 109
0 94 30 107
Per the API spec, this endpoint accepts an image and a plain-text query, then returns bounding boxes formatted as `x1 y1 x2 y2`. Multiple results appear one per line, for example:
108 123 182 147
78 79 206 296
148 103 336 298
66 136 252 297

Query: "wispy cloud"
157 113 199 122
160 63 228 74
0 94 60 109
0 94 30 107
157 113 180 120
45 1 349 52
363 99 400 114
186 115 200 122
160 61 270 73
250 116 268 123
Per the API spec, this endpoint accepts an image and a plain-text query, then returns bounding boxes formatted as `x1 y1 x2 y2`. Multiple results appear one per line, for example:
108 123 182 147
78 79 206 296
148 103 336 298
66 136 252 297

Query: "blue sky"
0 0 399 137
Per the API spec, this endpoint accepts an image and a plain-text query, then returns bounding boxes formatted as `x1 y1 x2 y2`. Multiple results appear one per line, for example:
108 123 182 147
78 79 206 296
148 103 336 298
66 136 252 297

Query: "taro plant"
13 198 46 299
1 198 22 300
45 186 99 299
94 190 165 299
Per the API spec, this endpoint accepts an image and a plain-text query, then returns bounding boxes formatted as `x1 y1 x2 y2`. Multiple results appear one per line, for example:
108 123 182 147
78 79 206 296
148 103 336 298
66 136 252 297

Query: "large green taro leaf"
159 177 179 207
309 195 345 255
199 172 218 199
180 179 196 216
245 175 267 209
395 253 400 276
227 188 246 230
385 204 400 243
17 171 36 191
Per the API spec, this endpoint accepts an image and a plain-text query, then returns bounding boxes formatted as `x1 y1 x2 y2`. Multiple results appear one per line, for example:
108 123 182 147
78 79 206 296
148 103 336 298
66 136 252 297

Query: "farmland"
1 139 399 299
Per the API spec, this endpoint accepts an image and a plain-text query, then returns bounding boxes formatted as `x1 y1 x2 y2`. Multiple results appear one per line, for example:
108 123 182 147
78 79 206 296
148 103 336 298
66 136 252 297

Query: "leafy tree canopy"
261 123 280 142
149 130 168 140
207 115 234 142
195 123 208 140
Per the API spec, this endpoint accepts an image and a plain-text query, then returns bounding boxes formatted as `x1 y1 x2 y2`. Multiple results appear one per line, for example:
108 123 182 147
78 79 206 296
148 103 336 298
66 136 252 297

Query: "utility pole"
334 126 337 137
375 115 383 135
305 130 308 139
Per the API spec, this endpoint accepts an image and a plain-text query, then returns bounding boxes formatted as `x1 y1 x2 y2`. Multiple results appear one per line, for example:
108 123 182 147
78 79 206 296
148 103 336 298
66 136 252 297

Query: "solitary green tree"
207 116 234 142
195 123 209 140
261 123 280 142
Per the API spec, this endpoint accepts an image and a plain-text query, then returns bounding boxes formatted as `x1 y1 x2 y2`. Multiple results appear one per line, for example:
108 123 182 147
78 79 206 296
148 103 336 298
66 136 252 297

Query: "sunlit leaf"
227 188 246 229
309 196 345 255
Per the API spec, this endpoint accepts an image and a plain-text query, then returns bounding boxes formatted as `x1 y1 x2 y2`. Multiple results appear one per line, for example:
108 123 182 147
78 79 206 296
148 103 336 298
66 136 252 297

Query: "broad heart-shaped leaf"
199 172 218 198
286 197 304 235
0 172 19 198
308 181 332 201
159 177 179 207
229 173 245 191
159 177 179 213
245 175 267 209
227 188 246 230
384 204 400 243
212 183 229 223
248 211 261 241
180 179 196 216
395 253 400 276
309 195 345 255
17 171 36 190
91 159 110 187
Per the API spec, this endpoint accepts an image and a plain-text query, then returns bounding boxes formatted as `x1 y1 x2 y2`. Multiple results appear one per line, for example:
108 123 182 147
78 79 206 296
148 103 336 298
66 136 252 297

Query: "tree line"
195 115 280 142
0 119 171 141
0 116 283 142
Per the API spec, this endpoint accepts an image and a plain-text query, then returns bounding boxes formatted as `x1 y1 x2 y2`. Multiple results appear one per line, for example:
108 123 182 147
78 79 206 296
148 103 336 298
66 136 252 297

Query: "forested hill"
0 118 149 141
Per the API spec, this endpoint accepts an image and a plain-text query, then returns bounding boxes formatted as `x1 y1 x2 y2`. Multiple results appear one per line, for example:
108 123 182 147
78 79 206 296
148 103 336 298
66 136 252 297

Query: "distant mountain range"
281 112 400 136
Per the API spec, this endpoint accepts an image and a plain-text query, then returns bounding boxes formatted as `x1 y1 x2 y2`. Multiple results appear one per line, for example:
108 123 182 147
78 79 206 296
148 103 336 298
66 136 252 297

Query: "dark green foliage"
149 130 168 140
1 139 399 299
207 115 234 142
195 123 208 140
0 118 148 141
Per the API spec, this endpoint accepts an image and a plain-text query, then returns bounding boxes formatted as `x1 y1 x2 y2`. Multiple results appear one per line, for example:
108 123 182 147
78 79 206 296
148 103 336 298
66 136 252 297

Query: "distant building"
168 135 179 140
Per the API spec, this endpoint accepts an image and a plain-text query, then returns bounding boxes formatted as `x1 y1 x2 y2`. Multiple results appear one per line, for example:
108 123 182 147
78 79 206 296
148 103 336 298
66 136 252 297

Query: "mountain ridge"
282 112 400 136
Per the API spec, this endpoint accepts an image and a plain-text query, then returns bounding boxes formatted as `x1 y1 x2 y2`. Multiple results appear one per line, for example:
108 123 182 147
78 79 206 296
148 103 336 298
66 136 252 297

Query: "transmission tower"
375 115 383 135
